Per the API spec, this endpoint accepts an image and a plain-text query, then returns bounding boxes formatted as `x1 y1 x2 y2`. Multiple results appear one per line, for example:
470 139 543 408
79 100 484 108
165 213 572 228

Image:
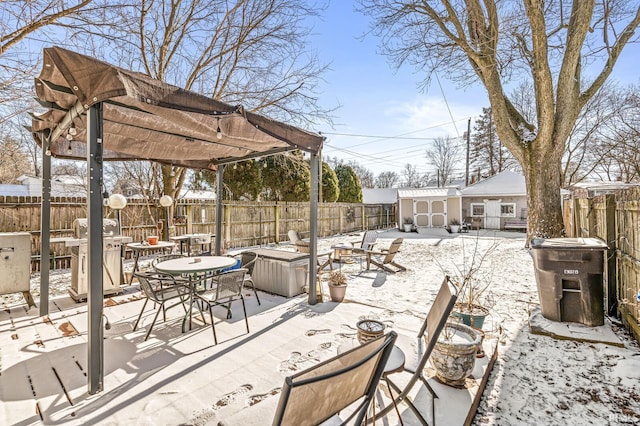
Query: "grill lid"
73 218 120 239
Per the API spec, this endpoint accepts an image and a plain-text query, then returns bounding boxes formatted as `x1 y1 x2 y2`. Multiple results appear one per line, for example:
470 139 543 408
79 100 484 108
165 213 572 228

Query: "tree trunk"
524 157 565 241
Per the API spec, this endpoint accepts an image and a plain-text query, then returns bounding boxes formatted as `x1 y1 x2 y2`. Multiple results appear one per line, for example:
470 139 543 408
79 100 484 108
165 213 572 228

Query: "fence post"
224 204 232 250
604 194 617 316
186 204 193 234
274 204 280 244
361 205 366 230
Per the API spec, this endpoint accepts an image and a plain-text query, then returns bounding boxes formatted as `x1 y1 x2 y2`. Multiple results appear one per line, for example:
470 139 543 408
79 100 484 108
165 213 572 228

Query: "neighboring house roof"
0 184 30 196
362 188 398 204
460 171 526 197
179 189 217 200
570 181 639 196
0 175 87 197
397 187 461 198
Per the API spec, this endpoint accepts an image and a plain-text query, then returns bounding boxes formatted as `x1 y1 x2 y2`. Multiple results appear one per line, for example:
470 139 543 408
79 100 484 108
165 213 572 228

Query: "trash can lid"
530 237 608 250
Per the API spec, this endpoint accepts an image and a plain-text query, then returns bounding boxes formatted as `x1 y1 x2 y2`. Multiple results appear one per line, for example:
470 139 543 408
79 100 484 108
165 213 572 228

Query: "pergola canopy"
31 47 324 170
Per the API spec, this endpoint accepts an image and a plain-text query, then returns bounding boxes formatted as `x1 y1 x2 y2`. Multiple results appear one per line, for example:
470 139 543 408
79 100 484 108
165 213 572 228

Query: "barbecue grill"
65 218 132 301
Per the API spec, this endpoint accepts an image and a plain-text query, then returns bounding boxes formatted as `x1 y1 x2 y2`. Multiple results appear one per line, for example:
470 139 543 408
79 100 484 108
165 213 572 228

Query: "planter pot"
452 304 490 329
430 322 481 387
356 319 385 344
403 224 412 232
450 225 460 233
328 284 347 302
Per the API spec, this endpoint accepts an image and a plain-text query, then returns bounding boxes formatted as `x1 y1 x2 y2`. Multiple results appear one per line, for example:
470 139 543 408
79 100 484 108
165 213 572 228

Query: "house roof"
397 187 460 198
0 184 30 197
30 47 324 170
179 189 217 200
460 171 526 197
362 188 398 204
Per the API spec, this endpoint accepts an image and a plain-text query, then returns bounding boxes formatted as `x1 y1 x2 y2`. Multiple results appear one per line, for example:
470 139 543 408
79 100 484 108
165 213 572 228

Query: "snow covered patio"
1 229 639 425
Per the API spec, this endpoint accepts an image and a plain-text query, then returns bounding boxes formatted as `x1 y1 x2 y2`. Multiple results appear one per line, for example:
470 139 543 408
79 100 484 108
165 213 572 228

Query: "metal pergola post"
39 134 51 317
87 103 105 394
215 165 224 256
308 154 319 305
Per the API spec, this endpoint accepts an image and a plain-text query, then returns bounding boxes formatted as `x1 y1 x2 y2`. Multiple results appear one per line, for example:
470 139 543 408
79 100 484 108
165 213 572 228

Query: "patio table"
169 233 215 256
126 241 176 285
154 255 237 332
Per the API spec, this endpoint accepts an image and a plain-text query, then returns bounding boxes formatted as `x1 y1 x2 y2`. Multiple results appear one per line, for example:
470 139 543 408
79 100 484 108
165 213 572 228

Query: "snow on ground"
2 229 639 425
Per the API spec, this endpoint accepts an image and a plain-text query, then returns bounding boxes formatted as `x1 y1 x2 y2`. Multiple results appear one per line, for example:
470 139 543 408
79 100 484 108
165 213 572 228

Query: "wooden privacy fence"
571 187 640 344
0 196 397 271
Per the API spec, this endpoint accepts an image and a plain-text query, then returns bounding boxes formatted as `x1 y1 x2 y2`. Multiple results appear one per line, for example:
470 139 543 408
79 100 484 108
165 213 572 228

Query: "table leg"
129 251 141 285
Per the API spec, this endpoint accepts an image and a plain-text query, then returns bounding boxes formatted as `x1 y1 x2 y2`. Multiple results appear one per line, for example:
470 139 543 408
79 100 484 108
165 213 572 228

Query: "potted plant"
402 216 414 232
449 218 461 234
327 271 348 302
431 320 482 387
436 237 500 329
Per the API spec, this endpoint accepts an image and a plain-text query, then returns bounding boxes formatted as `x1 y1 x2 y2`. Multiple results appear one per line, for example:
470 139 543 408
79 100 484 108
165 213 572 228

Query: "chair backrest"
152 253 185 268
288 230 303 245
295 240 310 253
214 268 248 301
360 230 378 251
273 331 398 426
382 238 403 263
240 251 259 275
135 271 176 303
416 276 458 372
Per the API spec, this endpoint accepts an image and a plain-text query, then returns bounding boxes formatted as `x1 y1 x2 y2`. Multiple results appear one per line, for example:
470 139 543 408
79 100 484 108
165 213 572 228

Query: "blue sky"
310 1 640 179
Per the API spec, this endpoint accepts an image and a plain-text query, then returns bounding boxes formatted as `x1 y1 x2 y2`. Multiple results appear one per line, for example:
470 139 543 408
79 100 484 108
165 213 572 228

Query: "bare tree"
359 0 640 239
591 84 640 182
375 171 399 188
1 0 126 179
91 0 333 203
472 107 517 177
426 136 462 187
348 161 375 188
401 163 424 188
0 133 31 183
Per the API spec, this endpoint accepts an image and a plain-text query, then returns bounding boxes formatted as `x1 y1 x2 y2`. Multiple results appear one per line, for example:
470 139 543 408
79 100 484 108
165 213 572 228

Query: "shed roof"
30 47 324 170
397 187 460 198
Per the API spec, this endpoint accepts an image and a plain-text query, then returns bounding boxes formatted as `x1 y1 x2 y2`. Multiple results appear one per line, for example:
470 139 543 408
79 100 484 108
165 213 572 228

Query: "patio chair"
379 276 458 425
288 229 333 272
237 251 261 305
351 230 379 254
195 268 250 345
133 271 192 341
151 253 187 268
151 253 191 282
365 238 406 273
273 331 398 426
464 217 482 230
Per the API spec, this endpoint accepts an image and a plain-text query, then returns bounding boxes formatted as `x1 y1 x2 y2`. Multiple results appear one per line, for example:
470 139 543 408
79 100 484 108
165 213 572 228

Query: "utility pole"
465 118 471 186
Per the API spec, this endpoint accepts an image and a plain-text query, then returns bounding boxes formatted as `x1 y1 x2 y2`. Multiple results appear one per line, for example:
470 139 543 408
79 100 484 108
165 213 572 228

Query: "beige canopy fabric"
31 47 324 170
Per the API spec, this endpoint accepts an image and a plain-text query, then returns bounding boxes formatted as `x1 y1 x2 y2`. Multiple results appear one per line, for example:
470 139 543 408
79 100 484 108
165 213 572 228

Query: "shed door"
485 200 501 229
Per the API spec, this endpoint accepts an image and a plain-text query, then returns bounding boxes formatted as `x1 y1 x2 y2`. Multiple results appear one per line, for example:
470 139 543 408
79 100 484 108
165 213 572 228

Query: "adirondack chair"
365 238 406 273
351 230 379 254
287 230 333 271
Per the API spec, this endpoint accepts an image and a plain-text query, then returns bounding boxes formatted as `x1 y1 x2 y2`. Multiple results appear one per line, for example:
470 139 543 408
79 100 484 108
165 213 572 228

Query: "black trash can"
530 238 608 327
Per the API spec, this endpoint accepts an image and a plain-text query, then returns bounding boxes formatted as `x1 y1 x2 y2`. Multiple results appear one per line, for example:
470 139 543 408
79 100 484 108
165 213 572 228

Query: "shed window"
471 203 484 217
500 203 516 217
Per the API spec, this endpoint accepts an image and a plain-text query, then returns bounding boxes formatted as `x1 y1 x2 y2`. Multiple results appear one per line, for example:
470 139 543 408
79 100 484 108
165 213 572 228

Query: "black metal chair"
195 268 250 345
380 276 458 425
273 331 398 426
237 251 261 305
151 253 186 268
133 271 192 341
